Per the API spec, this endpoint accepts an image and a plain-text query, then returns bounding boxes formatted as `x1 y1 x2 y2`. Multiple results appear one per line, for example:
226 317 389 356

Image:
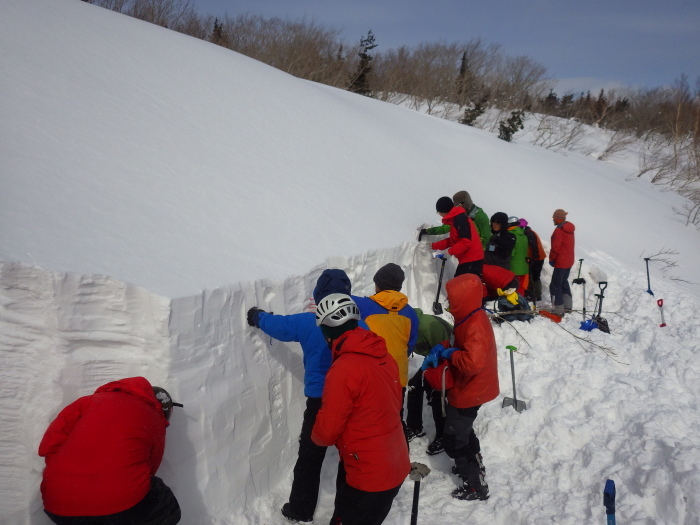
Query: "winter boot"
451 481 489 501
426 436 444 455
406 427 426 442
281 503 313 523
563 294 573 313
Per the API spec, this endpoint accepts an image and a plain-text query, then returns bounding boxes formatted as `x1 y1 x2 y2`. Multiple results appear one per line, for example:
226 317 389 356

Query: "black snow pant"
329 462 401 525
405 369 444 438
443 404 484 487
527 259 544 300
455 259 483 278
45 476 180 525
287 397 328 520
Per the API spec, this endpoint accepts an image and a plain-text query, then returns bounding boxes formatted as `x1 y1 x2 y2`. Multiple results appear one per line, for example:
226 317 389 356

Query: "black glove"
247 307 266 327
418 228 428 242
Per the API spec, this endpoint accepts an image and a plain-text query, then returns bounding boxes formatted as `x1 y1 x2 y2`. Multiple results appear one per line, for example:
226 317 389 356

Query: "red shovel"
657 299 666 327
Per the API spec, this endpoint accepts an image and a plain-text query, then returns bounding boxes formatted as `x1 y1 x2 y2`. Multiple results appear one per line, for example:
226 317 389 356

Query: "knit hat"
313 269 352 304
373 263 405 291
490 212 509 229
553 209 568 224
519 218 528 228
452 190 473 210
435 196 453 214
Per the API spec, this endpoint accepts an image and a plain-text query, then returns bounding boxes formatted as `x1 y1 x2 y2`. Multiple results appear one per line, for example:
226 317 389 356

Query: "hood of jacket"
446 274 484 321
370 289 409 312
94 376 164 419
441 206 467 224
558 221 575 234
332 326 388 360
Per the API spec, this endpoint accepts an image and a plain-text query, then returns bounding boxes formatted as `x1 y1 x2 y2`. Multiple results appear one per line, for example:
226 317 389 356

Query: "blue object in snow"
603 479 616 525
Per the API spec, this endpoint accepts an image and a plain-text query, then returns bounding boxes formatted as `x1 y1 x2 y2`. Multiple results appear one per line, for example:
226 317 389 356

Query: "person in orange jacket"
38 377 181 525
312 294 410 525
421 274 499 501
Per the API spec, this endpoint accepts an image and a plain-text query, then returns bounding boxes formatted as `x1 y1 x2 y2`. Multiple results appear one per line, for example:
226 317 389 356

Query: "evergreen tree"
348 31 377 97
498 110 525 142
210 18 229 47
460 95 489 126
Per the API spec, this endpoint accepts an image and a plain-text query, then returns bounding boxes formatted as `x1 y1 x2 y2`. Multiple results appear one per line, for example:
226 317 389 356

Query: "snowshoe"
451 482 489 501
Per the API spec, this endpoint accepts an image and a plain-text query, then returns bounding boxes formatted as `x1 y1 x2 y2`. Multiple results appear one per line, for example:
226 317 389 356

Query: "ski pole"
603 479 616 525
657 299 666 327
644 258 654 296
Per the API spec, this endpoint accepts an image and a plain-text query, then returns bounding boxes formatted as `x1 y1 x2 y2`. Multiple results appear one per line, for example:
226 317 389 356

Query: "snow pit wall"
0 261 170 525
1 242 444 524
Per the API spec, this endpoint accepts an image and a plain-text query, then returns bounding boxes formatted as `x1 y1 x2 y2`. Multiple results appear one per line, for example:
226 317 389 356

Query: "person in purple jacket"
246 269 355 523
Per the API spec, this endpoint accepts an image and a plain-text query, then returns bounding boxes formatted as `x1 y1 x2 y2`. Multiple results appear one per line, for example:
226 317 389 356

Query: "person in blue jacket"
246 269 355 524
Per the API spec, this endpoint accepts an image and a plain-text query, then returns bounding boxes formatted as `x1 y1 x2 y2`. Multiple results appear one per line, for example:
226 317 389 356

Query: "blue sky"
192 0 700 96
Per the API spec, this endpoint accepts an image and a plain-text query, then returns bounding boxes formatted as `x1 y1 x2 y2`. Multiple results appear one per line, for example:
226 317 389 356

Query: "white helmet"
315 293 360 327
507 215 520 226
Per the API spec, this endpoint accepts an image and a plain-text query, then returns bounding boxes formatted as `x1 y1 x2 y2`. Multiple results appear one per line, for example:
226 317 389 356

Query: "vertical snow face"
0 261 170 525
164 241 436 524
1 242 437 524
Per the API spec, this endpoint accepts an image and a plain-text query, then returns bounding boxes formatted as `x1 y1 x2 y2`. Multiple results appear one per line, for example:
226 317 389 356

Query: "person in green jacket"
418 191 490 249
405 308 453 456
507 216 529 295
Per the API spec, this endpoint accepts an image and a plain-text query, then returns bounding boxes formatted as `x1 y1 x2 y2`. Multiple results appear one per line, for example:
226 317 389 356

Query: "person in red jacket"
38 377 181 525
311 294 410 525
431 196 484 277
549 209 576 316
421 274 499 501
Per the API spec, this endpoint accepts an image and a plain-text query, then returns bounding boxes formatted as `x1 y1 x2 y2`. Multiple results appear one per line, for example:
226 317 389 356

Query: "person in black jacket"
484 212 515 270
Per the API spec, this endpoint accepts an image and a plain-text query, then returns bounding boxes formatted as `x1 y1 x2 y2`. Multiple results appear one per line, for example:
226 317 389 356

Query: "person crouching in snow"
431 196 484 277
312 294 410 525
38 377 181 525
421 274 499 501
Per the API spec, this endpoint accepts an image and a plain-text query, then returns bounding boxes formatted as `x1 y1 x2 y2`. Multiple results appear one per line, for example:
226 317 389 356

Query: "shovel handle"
657 299 663 308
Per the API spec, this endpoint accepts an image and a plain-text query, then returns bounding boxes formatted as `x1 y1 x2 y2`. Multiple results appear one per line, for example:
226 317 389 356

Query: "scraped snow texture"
2 0 700 524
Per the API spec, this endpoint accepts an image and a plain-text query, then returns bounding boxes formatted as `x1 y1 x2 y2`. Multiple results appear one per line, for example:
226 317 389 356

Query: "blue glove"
421 353 439 370
549 260 555 267
441 347 458 360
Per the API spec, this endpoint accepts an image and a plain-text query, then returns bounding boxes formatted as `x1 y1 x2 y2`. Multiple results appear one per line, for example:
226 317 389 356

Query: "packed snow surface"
1 1 700 524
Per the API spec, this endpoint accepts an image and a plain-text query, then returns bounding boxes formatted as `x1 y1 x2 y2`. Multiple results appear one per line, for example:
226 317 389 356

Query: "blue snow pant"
443 404 483 487
287 397 328 520
549 267 571 312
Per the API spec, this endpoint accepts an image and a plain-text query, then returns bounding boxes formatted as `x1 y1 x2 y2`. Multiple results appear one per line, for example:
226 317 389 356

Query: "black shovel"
433 255 447 315
592 281 610 334
502 345 527 413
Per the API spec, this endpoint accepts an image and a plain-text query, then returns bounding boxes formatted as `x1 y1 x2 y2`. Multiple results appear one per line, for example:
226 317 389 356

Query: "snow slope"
2 0 700 524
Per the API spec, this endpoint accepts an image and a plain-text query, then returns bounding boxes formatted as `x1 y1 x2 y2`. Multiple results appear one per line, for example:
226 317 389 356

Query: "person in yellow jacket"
352 264 419 427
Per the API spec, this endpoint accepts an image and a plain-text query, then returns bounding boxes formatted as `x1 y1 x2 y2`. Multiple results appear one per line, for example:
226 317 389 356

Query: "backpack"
496 293 533 322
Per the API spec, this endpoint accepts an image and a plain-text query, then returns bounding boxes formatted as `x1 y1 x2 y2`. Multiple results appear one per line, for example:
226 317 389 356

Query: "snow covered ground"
2 1 700 523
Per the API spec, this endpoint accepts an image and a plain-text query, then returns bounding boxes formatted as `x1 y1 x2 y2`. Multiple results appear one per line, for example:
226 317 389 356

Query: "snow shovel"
433 254 447 315
657 299 666 327
409 462 431 525
603 479 616 525
502 345 527 413
592 281 610 333
572 258 586 285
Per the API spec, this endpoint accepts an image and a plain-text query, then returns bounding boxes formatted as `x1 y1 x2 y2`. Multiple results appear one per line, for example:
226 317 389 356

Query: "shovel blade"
502 397 527 413
433 302 443 315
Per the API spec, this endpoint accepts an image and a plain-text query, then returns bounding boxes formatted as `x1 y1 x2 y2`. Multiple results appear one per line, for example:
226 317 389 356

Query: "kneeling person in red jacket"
311 294 410 525
38 377 182 525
